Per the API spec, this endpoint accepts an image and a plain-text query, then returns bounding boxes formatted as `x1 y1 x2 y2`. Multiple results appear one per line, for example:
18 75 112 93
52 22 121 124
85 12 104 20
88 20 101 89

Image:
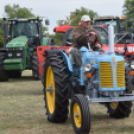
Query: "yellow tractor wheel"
46 66 55 114
42 54 69 123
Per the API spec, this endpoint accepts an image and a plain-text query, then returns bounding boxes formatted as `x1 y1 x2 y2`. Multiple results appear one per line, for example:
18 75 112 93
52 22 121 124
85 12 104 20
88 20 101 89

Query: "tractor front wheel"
70 94 91 134
7 70 21 78
31 51 39 80
0 52 8 81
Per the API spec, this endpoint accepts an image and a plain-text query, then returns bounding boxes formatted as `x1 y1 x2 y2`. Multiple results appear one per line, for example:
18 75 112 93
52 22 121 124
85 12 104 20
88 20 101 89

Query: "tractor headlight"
131 61 134 69
16 53 21 57
8 53 13 57
83 63 92 72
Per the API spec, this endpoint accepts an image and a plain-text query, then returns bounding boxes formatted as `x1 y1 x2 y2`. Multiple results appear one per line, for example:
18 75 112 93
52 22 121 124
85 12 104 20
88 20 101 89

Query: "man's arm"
73 26 89 46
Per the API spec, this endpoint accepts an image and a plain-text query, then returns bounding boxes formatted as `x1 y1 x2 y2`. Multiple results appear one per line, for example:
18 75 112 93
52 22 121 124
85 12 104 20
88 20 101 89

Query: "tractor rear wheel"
31 51 39 80
106 66 133 118
70 94 90 134
0 52 8 81
7 70 21 78
42 53 69 123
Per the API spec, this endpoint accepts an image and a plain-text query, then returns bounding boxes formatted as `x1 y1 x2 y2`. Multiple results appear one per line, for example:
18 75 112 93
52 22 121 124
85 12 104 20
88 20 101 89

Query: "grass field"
1 70 134 134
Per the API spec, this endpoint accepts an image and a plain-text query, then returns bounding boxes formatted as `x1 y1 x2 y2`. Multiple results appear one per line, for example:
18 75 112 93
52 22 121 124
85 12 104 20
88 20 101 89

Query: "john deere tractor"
0 16 53 81
42 24 134 133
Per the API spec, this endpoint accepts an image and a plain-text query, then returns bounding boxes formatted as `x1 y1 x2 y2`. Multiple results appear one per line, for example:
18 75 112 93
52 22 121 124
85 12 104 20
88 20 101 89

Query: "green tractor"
0 16 53 81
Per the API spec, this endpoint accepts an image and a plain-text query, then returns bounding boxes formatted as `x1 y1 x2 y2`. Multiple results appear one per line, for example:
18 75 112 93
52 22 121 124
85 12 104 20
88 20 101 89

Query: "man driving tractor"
69 15 103 69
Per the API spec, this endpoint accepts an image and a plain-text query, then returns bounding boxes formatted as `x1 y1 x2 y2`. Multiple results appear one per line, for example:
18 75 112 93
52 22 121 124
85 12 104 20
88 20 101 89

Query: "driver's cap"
81 15 91 21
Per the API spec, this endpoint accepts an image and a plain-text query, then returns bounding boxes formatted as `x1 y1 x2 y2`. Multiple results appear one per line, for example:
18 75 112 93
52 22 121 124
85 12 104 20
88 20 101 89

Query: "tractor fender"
44 49 73 73
58 50 73 74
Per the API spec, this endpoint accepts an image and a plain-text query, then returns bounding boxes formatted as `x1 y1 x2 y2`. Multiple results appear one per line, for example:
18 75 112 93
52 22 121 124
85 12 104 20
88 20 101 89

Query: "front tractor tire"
31 51 39 80
70 94 91 134
42 53 69 123
0 52 8 81
106 66 133 118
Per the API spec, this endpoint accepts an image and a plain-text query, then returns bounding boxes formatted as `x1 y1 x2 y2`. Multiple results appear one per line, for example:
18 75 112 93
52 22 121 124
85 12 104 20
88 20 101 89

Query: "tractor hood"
80 47 125 68
6 36 28 48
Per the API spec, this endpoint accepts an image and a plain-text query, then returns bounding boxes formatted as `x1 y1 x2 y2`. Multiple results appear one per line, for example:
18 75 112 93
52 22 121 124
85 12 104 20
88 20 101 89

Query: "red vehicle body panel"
37 46 71 78
53 25 73 33
114 44 134 55
102 45 122 53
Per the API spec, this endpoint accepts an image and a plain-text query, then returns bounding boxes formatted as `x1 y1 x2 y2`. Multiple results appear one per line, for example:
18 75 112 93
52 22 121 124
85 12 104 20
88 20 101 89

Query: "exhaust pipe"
108 24 114 53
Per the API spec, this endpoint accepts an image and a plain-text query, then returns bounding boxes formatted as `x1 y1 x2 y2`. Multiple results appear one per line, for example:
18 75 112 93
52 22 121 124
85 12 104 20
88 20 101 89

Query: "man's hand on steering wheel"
85 32 96 37
95 43 101 48
89 32 96 36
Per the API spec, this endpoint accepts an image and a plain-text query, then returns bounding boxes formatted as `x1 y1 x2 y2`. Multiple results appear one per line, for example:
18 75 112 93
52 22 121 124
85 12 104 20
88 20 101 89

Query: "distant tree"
56 16 71 26
123 0 134 19
70 7 98 26
4 4 35 18
57 20 65 26
56 7 98 27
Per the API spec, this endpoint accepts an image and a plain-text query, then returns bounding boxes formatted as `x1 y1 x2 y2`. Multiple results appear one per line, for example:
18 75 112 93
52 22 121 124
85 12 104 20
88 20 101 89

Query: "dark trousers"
69 47 82 69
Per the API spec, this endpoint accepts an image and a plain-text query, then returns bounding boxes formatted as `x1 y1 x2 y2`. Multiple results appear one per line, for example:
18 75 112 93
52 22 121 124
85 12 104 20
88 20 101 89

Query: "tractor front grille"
116 61 125 87
100 62 113 88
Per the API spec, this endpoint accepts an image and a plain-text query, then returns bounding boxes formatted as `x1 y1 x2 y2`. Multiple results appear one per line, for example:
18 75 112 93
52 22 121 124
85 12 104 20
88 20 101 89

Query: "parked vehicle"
0 16 54 81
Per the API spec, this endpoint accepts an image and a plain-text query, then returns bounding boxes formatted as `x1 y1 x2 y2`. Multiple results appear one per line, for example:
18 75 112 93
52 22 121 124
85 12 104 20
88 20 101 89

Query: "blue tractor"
42 24 134 134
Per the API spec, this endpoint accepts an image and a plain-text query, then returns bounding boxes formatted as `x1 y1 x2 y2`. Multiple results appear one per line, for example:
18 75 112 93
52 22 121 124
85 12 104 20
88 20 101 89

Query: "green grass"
0 70 134 134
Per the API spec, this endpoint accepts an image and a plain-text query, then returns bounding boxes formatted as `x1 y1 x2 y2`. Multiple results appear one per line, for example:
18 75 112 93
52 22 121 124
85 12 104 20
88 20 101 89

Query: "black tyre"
7 70 21 78
70 94 90 134
42 53 69 123
0 52 8 81
106 66 133 118
31 51 39 80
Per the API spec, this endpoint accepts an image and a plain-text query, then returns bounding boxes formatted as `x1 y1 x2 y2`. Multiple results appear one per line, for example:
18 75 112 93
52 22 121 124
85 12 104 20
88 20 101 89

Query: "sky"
0 0 126 34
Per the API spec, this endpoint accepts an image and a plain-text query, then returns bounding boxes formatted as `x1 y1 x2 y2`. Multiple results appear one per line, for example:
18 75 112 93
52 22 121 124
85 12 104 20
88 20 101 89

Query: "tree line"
0 0 134 48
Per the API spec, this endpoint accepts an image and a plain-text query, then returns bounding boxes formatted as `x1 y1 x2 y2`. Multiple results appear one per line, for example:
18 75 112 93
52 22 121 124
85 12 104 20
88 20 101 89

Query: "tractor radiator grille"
100 62 113 88
116 61 125 87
